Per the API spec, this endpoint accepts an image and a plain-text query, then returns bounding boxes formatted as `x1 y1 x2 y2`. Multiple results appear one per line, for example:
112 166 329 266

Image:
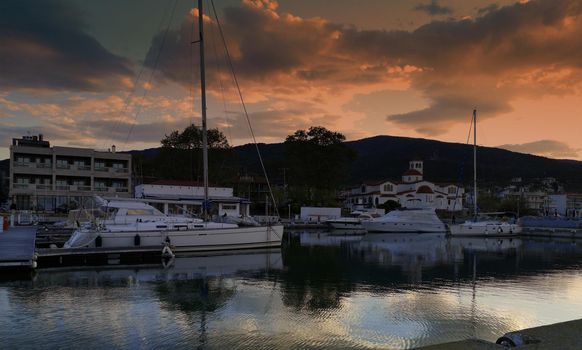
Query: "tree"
135 124 237 184
284 126 355 206
161 124 230 150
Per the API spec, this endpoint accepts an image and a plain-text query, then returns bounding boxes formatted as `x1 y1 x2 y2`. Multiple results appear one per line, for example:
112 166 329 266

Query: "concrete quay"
414 318 582 349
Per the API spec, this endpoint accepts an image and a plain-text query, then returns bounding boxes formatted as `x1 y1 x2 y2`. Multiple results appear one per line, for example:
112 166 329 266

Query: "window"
127 209 156 216
383 183 393 192
222 204 237 210
448 186 457 194
56 159 70 169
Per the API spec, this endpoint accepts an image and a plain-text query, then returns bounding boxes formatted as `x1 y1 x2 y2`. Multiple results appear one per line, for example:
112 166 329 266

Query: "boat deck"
0 226 37 268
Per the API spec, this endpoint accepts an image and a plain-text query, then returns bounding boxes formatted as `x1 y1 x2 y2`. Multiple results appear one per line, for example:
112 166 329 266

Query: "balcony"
14 162 52 169
94 166 129 174
12 184 53 190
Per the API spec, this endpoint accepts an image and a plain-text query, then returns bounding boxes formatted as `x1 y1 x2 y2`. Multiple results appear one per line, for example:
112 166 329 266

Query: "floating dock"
0 226 37 268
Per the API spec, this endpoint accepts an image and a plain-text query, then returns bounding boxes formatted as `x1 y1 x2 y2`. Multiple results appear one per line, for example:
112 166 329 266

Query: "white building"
134 180 250 217
545 193 582 217
344 160 464 212
299 207 341 222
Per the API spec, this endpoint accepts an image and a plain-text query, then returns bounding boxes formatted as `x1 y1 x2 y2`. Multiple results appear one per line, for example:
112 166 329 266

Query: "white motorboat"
326 213 376 230
449 110 521 236
362 208 447 233
64 2 283 251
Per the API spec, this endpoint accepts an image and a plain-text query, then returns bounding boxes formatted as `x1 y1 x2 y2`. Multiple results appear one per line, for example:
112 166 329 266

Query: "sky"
1 0 581 160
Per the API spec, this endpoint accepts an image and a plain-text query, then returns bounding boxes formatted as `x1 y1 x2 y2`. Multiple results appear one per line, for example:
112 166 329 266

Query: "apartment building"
9 134 131 211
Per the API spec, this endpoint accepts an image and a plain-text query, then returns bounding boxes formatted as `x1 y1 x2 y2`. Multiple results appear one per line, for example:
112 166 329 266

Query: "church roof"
416 185 434 194
403 169 422 176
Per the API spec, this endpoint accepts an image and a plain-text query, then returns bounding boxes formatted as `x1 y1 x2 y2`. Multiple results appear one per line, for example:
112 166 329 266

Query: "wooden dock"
0 226 37 268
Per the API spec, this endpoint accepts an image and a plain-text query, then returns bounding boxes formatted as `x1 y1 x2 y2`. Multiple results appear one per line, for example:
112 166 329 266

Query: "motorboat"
64 198 283 251
362 208 447 233
326 212 377 230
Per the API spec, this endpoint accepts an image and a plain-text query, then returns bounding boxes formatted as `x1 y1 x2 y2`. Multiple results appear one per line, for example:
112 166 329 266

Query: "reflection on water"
2 232 582 349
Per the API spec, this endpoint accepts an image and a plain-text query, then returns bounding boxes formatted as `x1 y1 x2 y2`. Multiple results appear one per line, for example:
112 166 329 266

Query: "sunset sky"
1 0 581 160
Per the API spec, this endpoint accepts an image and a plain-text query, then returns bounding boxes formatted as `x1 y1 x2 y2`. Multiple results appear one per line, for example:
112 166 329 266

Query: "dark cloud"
0 0 133 91
498 140 580 159
414 0 453 16
144 0 582 136
477 4 499 14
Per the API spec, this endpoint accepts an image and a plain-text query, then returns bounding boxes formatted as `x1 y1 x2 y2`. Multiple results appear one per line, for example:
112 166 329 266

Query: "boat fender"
162 243 175 259
498 227 503 234
134 234 141 246
95 235 102 248
496 332 540 347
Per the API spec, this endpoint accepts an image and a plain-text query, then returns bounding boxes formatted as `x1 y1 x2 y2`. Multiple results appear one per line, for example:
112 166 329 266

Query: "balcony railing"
14 162 52 169
56 164 71 170
12 184 129 193
13 184 53 190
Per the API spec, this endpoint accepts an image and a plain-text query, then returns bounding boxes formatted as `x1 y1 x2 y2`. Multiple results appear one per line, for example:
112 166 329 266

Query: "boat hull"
326 220 363 230
66 225 285 252
449 222 521 236
363 221 447 233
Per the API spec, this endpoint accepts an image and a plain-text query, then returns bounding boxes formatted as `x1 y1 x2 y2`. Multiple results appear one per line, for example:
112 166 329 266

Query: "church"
344 160 464 212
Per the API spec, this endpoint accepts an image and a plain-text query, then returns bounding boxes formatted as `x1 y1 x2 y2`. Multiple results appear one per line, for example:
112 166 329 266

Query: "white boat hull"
363 221 447 233
66 225 284 252
449 222 521 236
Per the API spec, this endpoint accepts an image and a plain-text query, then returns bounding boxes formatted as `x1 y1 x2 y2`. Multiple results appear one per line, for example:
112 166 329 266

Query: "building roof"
397 190 416 195
416 185 434 194
403 169 422 176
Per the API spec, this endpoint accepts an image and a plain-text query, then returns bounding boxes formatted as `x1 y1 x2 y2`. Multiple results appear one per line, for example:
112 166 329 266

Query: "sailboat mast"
198 0 209 220
473 109 477 219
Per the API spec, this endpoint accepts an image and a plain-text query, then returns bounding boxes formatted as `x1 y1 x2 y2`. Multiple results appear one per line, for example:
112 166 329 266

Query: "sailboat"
64 0 284 251
449 110 521 236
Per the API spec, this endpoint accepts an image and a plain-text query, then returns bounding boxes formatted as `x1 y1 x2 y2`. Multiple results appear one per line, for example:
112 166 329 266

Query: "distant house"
546 193 582 217
344 160 464 212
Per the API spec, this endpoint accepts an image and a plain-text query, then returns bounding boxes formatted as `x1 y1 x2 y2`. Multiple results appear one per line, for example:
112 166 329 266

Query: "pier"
0 226 37 268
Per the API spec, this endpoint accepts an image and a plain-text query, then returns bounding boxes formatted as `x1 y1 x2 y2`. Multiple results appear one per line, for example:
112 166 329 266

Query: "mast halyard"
198 0 209 221
473 109 477 221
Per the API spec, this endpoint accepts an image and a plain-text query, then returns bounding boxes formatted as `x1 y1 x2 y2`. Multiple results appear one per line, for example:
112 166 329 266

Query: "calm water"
2 231 582 349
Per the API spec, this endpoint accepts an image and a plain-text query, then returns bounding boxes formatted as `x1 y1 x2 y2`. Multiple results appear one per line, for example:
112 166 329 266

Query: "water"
2 231 582 349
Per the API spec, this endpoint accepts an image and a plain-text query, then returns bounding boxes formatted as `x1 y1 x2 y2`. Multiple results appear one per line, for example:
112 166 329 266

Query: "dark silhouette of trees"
135 124 237 184
284 126 355 206
161 124 230 150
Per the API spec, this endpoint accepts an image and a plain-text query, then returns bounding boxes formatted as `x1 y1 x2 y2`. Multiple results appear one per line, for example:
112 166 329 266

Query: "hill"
232 135 582 191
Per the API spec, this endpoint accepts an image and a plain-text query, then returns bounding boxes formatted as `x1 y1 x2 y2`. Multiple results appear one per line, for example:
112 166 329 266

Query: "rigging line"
122 0 179 148
206 0 233 143
451 112 475 214
210 0 280 218
205 3 232 174
102 1 174 152
189 0 195 181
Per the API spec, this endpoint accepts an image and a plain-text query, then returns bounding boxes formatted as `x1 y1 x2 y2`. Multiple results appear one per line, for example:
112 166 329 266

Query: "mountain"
232 135 582 191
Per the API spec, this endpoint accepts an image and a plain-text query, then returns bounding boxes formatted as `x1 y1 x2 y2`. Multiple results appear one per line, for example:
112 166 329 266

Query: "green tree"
284 126 355 206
